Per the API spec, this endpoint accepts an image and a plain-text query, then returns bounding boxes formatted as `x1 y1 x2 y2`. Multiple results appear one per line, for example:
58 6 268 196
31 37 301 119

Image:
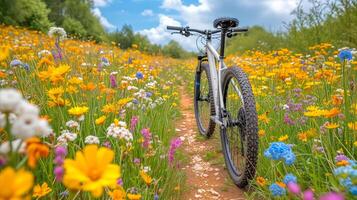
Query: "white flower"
0 88 23 112
11 114 40 139
15 100 39 116
141 166 151 173
127 86 138 91
48 27 67 40
85 135 100 144
57 130 77 145
35 119 52 137
65 120 80 130
106 124 133 141
8 113 17 124
0 112 5 128
37 50 51 58
282 104 290 110
0 139 25 154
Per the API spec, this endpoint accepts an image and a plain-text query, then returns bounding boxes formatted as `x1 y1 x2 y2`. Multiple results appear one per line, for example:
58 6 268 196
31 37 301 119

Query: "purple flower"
54 166 64 181
168 138 182 165
130 116 139 132
0 155 7 166
141 128 151 149
284 113 295 125
134 158 141 165
54 156 64 165
335 154 349 162
304 189 314 200
287 182 300 194
110 74 117 88
117 178 123 186
55 146 67 157
103 140 112 149
319 192 344 200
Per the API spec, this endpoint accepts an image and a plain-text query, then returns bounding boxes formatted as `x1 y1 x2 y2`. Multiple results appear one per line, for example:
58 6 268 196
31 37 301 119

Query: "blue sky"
92 0 304 50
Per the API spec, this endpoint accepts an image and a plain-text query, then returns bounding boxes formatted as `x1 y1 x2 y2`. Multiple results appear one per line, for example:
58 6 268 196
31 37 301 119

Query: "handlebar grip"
232 27 248 32
167 26 182 31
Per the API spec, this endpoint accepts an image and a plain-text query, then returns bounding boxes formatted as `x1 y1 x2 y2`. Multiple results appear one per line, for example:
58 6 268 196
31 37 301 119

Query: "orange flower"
337 160 349 166
276 182 286 188
324 108 340 118
26 137 49 168
256 176 266 186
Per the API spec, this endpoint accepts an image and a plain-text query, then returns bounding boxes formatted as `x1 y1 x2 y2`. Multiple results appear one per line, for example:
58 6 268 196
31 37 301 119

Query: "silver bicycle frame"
205 39 244 126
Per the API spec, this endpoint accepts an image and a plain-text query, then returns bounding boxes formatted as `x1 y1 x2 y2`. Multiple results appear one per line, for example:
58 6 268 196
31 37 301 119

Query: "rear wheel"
221 66 258 188
194 63 216 138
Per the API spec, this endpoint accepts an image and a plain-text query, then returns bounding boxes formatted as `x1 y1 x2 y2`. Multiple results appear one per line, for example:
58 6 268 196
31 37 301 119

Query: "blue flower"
349 186 357 195
334 160 357 195
338 49 353 61
269 183 286 197
264 142 296 165
10 59 22 67
136 72 143 79
146 92 152 97
283 174 297 184
132 99 139 104
154 193 159 200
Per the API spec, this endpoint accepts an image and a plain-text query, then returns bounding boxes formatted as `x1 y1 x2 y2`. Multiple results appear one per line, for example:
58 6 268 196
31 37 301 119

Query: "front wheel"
221 66 258 188
194 63 216 138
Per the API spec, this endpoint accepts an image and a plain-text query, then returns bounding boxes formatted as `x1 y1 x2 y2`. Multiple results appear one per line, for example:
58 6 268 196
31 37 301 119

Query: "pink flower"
319 192 344 200
141 128 151 149
130 116 139 132
168 138 182 165
303 189 314 200
287 182 301 195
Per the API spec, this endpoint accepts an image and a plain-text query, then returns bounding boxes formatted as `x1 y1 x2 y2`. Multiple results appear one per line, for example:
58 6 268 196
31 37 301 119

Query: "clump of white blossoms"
66 120 80 131
57 130 77 146
106 120 133 142
85 135 100 144
48 27 67 40
0 88 52 139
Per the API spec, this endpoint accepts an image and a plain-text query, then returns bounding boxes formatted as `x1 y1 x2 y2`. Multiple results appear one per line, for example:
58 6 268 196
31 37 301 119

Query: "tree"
0 0 52 31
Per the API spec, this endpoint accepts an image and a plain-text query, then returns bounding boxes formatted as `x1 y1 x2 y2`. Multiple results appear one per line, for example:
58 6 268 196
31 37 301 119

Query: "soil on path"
176 87 246 200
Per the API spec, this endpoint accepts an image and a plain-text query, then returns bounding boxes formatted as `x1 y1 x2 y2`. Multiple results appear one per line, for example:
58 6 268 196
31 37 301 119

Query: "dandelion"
0 167 34 199
63 145 121 198
48 27 67 40
168 138 182 165
33 182 52 198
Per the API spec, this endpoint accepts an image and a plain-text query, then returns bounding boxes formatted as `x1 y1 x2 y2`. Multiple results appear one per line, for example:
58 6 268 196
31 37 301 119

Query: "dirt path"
176 87 246 200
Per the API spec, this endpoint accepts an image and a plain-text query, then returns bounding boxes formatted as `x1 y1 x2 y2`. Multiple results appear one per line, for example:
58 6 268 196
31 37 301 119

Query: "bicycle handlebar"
167 26 248 37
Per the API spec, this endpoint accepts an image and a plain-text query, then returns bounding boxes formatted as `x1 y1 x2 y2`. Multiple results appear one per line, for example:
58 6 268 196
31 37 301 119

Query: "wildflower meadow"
0 4 357 200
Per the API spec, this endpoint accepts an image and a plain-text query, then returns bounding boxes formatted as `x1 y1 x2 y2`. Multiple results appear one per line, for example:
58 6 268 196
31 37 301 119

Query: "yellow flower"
139 170 152 186
47 86 64 100
117 98 132 108
354 141 357 147
33 182 52 198
256 176 266 186
258 112 270 123
63 145 121 198
127 193 142 200
298 133 308 142
278 134 288 142
258 129 266 137
0 45 10 61
102 103 117 114
0 167 34 199
348 122 357 131
108 187 126 200
68 106 89 116
95 115 107 125
325 122 339 129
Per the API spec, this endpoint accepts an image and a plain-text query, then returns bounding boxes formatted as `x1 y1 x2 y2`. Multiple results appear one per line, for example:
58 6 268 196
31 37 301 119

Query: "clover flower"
264 142 296 165
85 135 100 144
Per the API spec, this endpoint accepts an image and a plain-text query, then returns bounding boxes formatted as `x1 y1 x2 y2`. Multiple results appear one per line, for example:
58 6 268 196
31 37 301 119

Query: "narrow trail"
176 87 246 200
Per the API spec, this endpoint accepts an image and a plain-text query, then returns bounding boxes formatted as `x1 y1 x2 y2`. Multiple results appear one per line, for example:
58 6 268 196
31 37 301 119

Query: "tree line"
0 0 192 58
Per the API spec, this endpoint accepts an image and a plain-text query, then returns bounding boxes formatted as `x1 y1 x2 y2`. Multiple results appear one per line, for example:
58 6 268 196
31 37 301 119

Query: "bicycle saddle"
213 17 239 29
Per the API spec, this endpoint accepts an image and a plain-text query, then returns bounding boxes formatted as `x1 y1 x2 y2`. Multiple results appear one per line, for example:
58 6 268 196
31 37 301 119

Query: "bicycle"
167 17 258 188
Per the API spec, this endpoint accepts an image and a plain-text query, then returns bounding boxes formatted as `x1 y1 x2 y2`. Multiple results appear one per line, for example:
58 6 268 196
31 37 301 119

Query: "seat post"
220 28 227 59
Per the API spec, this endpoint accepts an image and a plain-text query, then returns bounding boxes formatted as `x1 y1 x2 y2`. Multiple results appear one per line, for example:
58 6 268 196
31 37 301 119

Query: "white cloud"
93 0 112 7
92 8 115 30
139 15 198 51
141 9 154 16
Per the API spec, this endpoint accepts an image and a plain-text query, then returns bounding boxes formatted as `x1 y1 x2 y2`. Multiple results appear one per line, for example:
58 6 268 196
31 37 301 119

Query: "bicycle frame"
204 39 244 127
